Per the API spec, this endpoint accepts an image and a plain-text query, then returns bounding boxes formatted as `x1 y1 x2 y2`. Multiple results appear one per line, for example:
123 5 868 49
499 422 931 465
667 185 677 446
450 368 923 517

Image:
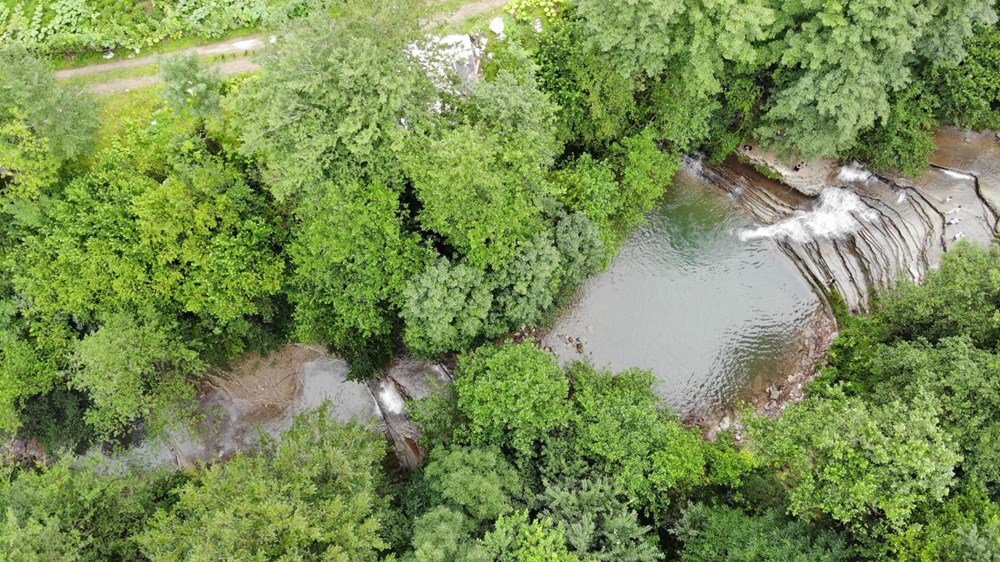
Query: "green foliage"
234 8 430 201
757 0 994 159
611 128 679 235
566 364 707 513
290 181 426 370
402 258 493 358
892 490 1000 561
554 212 606 287
0 0 270 55
876 242 1000 350
0 44 96 175
747 391 960 538
0 115 60 200
71 313 201 438
539 476 661 561
554 153 619 236
0 458 183 562
454 344 572 456
862 337 1000 491
409 124 550 268
139 406 390 561
12 140 285 342
488 232 563 336
408 505 487 562
159 54 224 120
421 447 527 524
409 67 560 269
479 511 582 562
932 25 1000 130
850 85 939 176
674 504 854 561
575 0 774 84
533 16 641 151
702 70 763 163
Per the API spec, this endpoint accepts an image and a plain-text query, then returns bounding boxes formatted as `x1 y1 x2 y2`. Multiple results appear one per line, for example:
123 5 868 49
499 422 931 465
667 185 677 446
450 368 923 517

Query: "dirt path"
55 35 265 80
61 0 508 95
436 0 508 26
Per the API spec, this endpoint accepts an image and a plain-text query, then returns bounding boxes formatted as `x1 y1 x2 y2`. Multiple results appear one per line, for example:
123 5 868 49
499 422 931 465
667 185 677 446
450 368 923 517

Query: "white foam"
836 162 872 184
940 168 975 181
896 192 907 204
739 188 878 244
379 382 406 414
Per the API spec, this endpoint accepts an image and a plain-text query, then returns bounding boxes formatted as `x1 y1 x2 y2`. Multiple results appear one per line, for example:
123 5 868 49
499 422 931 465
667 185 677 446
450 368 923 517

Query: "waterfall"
687 144 999 311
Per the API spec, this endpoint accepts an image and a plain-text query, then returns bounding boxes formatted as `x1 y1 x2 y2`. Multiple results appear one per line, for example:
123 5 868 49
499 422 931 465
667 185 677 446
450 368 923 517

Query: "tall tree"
139 407 391 561
758 0 995 158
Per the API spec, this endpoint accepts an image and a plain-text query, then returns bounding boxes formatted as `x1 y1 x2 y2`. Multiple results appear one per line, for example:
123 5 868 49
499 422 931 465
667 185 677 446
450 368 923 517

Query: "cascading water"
694 144 999 312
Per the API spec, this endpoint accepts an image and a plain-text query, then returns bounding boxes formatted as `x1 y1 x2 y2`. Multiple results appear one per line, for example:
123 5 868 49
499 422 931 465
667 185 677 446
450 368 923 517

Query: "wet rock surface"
367 357 453 470
692 145 999 312
133 346 447 470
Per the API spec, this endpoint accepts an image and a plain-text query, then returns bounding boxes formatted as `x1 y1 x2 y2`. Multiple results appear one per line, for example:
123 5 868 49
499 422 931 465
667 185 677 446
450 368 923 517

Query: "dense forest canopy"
1 0 1000 559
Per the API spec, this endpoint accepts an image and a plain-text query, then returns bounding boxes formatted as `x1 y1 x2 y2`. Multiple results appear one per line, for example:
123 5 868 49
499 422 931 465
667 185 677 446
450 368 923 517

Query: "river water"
544 170 825 414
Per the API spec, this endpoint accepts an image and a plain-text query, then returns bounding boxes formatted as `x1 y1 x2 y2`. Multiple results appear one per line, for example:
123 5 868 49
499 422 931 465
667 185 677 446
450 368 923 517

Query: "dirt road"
61 0 508 95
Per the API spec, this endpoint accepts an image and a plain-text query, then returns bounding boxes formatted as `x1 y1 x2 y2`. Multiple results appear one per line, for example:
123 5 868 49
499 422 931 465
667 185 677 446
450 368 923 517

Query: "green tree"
408 124 555 269
480 512 582 562
865 337 1000 490
454 344 572 456
892 490 1000 561
0 44 96 169
1 458 182 562
932 24 1000 130
674 504 854 562
405 446 529 559
554 212 607 287
566 364 707 513
140 407 391 561
747 392 960 539
13 141 285 345
611 128 679 235
487 233 563 337
0 116 60 200
234 7 432 201
758 0 994 159
849 85 938 176
159 54 224 120
539 477 661 561
533 17 642 150
291 181 427 371
402 258 493 358
71 313 202 438
877 242 1000 350
574 0 774 150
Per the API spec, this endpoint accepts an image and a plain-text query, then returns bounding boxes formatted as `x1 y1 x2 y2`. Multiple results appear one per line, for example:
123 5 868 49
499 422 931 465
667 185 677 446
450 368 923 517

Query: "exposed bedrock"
122 346 450 470
688 137 999 312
